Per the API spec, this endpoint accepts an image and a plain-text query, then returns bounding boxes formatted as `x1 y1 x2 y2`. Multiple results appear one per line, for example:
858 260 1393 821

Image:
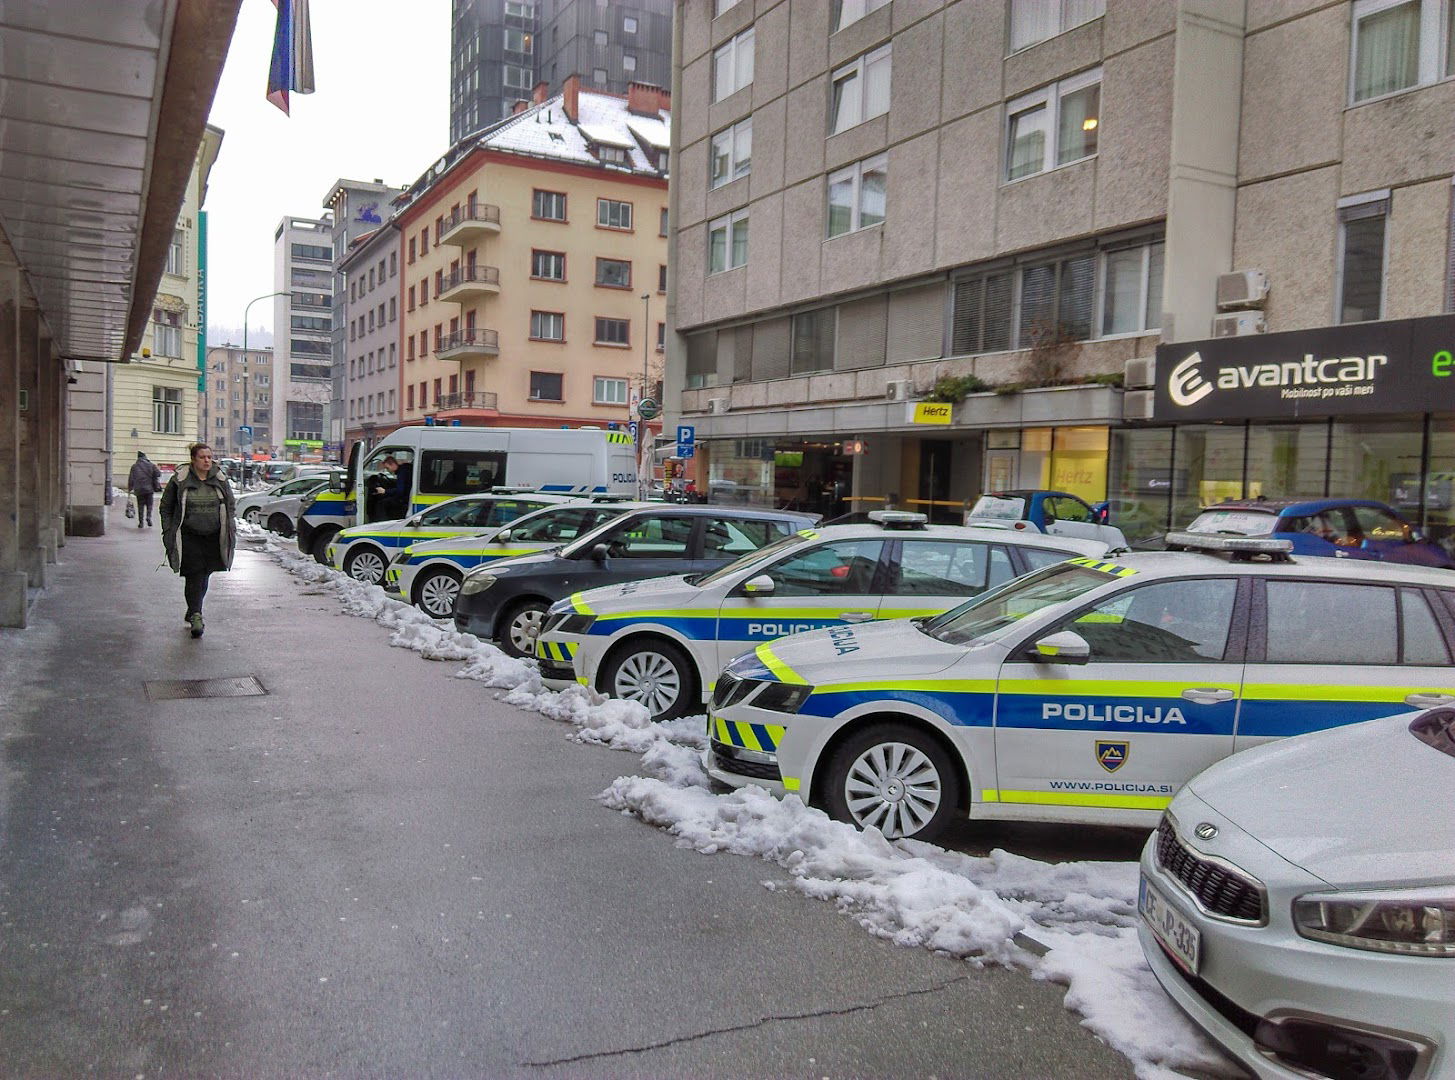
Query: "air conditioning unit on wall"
886 379 912 401
1211 312 1266 338
1124 356 1155 389
1216 269 1269 310
707 396 730 415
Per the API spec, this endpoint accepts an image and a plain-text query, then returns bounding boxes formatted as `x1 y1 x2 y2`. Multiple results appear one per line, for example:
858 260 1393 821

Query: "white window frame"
623 54 637 73
594 317 631 346
533 189 567 221
531 310 565 341
165 231 184 276
594 376 629 404
708 209 749 273
829 44 891 135
597 198 633 230
713 28 755 102
504 27 531 53
714 0 743 17
152 387 182 434
1009 0 1106 54
593 29 608 46
1095 240 1164 339
598 144 629 164
1335 190 1392 324
623 15 638 34
504 63 532 90
831 0 891 34
709 118 752 189
1348 0 1446 104
593 67 608 84
532 250 565 281
826 153 888 238
1004 67 1101 183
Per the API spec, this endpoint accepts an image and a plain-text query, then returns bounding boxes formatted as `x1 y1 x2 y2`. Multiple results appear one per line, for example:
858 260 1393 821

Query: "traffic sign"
239 425 253 436
677 444 695 459
676 424 695 445
637 398 660 421
627 420 639 439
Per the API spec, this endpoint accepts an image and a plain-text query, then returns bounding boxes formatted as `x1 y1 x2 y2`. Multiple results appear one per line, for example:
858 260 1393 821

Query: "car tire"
243 506 262 525
343 545 388 586
600 638 697 723
310 529 336 566
821 722 961 842
267 512 294 538
498 599 549 659
415 566 463 619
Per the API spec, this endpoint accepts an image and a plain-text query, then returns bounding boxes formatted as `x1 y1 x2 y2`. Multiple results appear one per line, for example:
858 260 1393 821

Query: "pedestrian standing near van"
160 442 236 638
126 451 162 528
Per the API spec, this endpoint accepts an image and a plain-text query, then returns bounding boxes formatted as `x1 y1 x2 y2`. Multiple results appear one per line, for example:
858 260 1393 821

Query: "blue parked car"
1179 498 1455 568
965 489 1129 549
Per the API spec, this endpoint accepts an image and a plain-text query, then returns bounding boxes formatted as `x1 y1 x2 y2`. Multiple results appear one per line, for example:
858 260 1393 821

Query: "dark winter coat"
159 465 237 574
127 458 163 495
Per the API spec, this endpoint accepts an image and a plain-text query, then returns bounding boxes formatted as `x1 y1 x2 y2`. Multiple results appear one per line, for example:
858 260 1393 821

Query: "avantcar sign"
1153 314 1455 421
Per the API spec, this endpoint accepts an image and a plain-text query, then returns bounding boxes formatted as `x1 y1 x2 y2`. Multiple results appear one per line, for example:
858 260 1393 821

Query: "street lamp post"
242 290 288 479
639 292 652 500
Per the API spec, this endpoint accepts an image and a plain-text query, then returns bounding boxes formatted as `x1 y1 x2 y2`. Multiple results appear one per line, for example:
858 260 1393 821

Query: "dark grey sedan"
453 504 819 657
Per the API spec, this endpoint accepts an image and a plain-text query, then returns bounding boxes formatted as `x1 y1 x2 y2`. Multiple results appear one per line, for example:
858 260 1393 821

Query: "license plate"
1139 874 1201 975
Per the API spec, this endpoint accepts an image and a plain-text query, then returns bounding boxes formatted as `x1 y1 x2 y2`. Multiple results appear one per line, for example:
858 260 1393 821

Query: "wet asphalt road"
0 528 1139 1078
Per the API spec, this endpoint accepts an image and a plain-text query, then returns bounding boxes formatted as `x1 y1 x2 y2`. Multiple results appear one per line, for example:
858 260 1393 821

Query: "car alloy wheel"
243 507 262 525
501 601 547 659
605 640 694 722
416 568 462 619
344 547 386 585
823 723 960 841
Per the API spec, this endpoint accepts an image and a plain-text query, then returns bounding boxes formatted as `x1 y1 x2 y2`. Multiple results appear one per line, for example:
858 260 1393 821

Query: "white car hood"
408 529 505 554
580 574 697 613
1189 713 1455 886
340 516 409 539
730 618 968 685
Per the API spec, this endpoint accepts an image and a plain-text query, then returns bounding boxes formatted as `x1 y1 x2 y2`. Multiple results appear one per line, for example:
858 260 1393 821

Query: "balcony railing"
434 391 499 412
439 265 501 302
440 204 502 245
436 328 500 360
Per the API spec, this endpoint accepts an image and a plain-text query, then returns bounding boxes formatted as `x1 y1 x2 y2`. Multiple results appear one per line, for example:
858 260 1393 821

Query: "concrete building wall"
199 345 273 455
342 224 403 449
272 215 334 458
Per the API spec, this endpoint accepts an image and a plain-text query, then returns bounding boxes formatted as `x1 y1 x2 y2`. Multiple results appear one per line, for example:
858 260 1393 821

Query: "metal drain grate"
144 676 267 701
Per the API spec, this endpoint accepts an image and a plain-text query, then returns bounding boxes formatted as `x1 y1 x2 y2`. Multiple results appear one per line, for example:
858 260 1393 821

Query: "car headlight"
459 571 496 597
1294 887 1455 956
391 549 411 565
751 682 813 714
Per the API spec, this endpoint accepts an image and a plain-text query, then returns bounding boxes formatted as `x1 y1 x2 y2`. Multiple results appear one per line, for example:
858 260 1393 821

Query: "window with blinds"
751 318 791 381
791 310 835 375
887 284 946 363
835 296 888 369
686 332 717 388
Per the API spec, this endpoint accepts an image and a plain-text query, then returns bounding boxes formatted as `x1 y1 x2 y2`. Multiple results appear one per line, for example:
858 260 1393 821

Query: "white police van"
705 533 1455 840
295 425 637 564
534 511 1109 720
384 499 647 617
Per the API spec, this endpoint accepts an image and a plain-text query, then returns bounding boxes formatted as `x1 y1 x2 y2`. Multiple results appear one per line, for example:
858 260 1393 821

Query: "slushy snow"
242 521 1238 1079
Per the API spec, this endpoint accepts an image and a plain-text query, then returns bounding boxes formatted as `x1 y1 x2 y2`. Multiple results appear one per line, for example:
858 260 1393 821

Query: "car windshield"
693 531 812 588
921 563 1117 646
560 512 647 558
967 494 1026 521
1184 508 1278 536
510 505 631 543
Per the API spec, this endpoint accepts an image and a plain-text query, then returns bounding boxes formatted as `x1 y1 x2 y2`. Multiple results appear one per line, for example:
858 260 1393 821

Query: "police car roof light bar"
1165 530 1294 561
868 510 929 530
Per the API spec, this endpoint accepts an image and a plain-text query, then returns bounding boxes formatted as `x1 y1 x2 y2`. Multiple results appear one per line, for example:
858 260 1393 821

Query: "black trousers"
184 571 210 617
135 492 154 525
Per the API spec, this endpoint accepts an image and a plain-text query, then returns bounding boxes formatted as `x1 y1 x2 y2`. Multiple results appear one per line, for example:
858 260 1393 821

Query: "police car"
704 532 1455 840
385 499 647 618
325 491 574 585
534 512 1109 720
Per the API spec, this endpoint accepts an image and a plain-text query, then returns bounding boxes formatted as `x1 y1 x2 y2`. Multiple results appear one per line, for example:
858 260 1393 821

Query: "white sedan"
1139 708 1454 1079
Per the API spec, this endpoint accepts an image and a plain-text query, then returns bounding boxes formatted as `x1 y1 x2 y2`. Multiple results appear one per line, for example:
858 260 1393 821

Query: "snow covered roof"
475 87 669 177
625 115 670 151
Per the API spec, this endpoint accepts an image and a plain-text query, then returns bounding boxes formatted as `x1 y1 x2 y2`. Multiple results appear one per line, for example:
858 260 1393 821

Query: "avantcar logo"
1168 352 1213 407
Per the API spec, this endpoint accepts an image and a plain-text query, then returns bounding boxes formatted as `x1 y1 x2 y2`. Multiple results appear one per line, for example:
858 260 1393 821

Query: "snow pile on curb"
244 521 1236 1079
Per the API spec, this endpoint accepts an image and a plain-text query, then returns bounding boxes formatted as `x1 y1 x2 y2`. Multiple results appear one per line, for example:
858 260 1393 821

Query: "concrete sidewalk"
0 528 1135 1078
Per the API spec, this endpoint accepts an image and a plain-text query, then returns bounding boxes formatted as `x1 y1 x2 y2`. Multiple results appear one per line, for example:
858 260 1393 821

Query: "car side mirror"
496 528 513 543
591 543 610 564
1030 630 1090 665
329 473 343 494
741 574 775 596
1409 528 1424 544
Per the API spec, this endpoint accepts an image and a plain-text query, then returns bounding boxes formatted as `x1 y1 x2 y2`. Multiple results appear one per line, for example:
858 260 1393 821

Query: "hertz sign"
1153 314 1455 421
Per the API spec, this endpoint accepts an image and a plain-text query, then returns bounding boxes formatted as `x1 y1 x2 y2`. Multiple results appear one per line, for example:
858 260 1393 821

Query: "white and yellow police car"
385 499 647 617
325 491 575 586
534 511 1109 720
704 533 1455 840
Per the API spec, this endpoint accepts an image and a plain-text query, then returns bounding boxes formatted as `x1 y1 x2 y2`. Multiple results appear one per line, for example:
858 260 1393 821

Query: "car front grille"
710 673 759 711
539 660 574 682
1155 818 1266 924
710 745 780 782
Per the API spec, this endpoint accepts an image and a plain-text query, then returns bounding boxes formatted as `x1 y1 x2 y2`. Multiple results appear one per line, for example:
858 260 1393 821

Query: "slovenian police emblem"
1096 741 1129 773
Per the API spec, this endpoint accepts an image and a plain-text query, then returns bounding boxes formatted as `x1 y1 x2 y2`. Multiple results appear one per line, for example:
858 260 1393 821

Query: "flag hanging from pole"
267 0 315 115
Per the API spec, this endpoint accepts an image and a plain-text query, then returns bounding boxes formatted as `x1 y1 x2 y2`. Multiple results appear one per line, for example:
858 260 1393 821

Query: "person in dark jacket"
160 442 237 638
126 451 163 528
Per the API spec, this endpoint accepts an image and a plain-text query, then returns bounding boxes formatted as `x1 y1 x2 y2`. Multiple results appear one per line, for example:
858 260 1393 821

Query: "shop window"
1338 193 1388 324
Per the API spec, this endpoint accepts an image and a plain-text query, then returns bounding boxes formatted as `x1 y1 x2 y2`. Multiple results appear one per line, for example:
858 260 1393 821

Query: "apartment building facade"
272 215 334 459
340 223 402 452
199 344 273 456
450 0 674 142
666 0 1455 546
397 77 670 432
112 124 224 483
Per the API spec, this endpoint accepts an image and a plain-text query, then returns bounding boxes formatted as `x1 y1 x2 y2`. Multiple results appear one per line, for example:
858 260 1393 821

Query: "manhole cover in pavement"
144 676 267 701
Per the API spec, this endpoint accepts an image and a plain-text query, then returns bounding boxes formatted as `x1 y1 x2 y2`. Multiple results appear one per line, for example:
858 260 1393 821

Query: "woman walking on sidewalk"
160 442 236 638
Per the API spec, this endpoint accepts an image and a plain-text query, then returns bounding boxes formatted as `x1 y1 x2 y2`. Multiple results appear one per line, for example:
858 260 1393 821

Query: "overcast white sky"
204 0 451 341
